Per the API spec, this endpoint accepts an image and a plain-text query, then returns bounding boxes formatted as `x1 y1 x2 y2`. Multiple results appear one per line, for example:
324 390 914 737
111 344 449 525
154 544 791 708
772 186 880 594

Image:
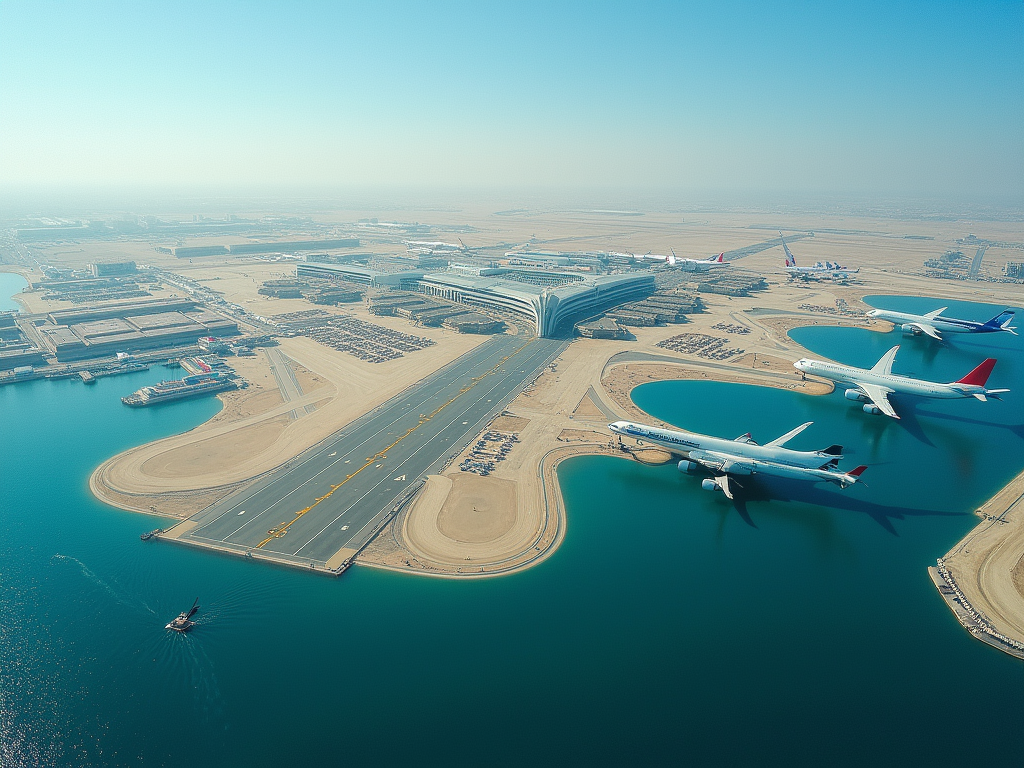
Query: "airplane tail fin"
956 358 997 387
847 465 868 478
821 444 843 456
780 232 796 266
982 309 1017 334
709 252 724 263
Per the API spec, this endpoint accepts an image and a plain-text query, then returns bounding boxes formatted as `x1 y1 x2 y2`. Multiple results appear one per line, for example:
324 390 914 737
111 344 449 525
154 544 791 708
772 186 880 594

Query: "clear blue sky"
0 1 1020 202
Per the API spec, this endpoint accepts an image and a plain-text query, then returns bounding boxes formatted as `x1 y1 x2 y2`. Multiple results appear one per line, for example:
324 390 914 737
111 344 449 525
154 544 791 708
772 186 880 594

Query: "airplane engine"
862 404 882 415
901 323 920 336
844 388 870 403
678 460 698 474
700 478 720 492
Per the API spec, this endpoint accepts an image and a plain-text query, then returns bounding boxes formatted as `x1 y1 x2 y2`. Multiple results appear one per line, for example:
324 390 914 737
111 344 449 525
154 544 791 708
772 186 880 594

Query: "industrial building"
36 299 238 361
89 261 137 277
575 318 630 339
167 238 361 258
226 238 359 254
297 263 426 289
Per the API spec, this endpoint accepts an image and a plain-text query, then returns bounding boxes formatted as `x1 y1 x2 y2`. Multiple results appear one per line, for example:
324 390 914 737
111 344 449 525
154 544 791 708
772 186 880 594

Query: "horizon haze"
0 1 1022 209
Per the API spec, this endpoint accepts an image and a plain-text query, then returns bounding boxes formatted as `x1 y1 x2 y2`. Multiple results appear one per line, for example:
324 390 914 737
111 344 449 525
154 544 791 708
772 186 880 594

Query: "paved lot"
171 333 567 566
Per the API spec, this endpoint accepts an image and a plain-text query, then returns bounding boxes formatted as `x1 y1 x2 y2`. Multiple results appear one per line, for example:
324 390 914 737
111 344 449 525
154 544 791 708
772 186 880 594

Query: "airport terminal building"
298 263 654 337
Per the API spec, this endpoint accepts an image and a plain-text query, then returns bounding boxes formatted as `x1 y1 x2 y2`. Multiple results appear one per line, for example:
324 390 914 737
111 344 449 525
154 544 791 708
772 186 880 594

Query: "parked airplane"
866 306 1017 340
669 249 729 271
608 420 865 499
793 346 1010 419
780 232 858 279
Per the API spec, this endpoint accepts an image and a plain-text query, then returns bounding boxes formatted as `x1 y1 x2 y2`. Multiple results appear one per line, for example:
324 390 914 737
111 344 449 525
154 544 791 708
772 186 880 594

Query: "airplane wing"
908 322 941 339
765 421 813 447
712 476 735 500
923 307 947 319
859 383 899 419
869 345 901 375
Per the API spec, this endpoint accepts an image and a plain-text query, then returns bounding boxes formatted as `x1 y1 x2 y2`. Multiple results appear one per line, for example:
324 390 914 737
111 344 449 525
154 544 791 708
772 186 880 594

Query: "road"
969 246 988 279
264 347 313 418
169 333 567 567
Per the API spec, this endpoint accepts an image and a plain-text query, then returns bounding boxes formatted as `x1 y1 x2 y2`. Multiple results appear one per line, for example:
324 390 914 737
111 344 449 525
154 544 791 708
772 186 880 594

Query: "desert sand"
49 209 1023 654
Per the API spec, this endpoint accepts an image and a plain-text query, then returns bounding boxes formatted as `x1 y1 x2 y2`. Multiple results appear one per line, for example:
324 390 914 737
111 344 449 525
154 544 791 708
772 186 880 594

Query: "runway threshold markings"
254 337 537 549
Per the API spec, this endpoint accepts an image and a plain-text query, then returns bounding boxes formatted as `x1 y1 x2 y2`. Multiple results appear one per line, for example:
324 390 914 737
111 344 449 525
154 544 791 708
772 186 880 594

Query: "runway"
166 333 567 569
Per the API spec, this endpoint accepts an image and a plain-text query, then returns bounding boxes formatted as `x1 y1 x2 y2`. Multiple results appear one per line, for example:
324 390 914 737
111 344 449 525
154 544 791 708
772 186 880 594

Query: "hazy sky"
0 1 1021 202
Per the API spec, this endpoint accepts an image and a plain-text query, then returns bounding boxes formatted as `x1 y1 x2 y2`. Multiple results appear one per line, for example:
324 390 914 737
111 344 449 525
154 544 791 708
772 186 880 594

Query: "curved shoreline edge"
356 444 624 579
929 468 1024 660
77 299 1024 657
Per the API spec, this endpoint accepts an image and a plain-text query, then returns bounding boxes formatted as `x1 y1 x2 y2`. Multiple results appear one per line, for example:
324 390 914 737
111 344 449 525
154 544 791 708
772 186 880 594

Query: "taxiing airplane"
608 420 865 500
669 249 729 271
781 233 858 279
866 306 1016 340
793 347 1010 419
404 239 470 255
613 250 729 271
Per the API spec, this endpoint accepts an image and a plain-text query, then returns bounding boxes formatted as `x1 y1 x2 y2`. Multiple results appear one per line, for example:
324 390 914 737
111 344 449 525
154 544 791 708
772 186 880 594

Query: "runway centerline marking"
192 338 522 540
254 338 537 549
288 345 551 556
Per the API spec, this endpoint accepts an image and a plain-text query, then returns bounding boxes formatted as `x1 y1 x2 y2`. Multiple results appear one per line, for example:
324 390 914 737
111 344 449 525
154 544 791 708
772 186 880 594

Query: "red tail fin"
957 358 997 387
716 253 724 262
847 465 868 477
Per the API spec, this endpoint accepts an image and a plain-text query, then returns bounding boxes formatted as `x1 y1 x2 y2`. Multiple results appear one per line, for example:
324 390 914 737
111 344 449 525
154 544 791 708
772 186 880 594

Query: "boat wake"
50 554 157 616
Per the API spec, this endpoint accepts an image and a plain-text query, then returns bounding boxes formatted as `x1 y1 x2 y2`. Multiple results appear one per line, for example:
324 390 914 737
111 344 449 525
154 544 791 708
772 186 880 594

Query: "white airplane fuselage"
794 358 989 400
608 421 835 468
786 265 857 278
867 308 1009 335
686 449 860 485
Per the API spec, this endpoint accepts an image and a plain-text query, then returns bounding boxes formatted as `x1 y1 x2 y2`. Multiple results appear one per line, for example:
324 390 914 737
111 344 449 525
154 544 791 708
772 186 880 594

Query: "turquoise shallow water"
0 272 28 311
1 292 1023 766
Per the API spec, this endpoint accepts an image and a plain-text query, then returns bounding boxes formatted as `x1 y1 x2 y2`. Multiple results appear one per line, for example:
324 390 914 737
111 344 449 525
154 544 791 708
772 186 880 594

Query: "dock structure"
160 334 568 573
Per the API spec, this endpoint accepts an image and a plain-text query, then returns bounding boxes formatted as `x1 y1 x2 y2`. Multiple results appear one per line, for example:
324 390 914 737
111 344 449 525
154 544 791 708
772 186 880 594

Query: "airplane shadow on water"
716 475 966 536
838 393 1024 450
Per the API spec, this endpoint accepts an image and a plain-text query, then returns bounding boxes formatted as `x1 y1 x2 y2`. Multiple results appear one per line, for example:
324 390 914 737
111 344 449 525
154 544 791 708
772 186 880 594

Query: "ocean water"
1 292 1022 766
0 272 28 311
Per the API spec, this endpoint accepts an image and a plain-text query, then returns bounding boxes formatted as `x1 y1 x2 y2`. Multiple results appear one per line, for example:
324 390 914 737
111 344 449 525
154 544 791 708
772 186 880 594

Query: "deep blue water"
1 291 1022 766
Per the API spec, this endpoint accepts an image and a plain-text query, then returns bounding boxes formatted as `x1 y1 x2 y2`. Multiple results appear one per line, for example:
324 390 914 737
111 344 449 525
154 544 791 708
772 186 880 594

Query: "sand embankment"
362 309 840 578
937 468 1024 656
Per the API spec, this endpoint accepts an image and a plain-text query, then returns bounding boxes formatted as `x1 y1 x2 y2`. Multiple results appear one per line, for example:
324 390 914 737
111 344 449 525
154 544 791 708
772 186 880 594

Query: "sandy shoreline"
933 468 1024 656
357 307 842 578
55 233 1023 652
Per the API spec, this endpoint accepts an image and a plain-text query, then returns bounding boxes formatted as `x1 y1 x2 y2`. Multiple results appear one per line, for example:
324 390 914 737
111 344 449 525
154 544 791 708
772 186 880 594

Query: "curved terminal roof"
297 262 653 336
419 272 653 336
